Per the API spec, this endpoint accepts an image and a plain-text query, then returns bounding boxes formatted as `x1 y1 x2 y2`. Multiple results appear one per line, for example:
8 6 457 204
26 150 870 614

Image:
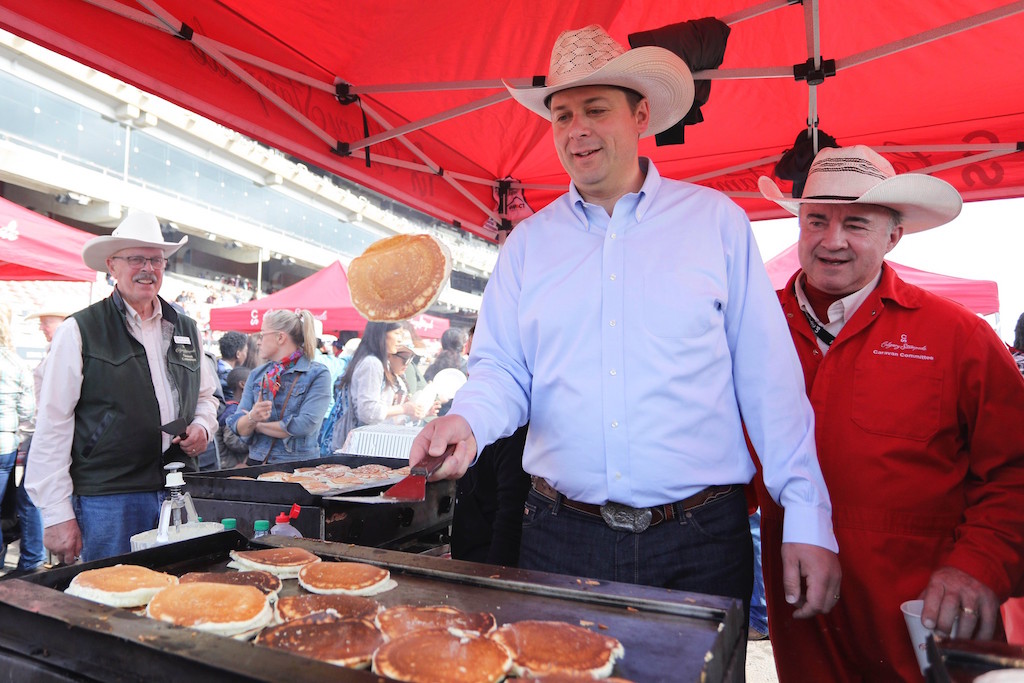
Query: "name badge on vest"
174 335 198 363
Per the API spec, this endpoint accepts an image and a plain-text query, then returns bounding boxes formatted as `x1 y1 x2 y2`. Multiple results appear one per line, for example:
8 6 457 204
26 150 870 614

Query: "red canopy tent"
765 243 1000 315
0 195 96 281
208 260 451 338
1 1 1022 241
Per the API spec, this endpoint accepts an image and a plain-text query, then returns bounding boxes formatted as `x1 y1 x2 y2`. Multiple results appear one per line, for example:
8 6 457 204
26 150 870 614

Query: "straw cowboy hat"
504 24 694 138
758 145 962 233
25 298 72 320
81 211 187 271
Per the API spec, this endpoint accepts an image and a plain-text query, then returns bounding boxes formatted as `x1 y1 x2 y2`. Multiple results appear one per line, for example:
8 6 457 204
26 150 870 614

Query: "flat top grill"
0 533 745 682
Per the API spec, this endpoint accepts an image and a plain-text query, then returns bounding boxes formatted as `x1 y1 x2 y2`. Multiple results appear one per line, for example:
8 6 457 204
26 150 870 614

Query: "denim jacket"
228 355 331 464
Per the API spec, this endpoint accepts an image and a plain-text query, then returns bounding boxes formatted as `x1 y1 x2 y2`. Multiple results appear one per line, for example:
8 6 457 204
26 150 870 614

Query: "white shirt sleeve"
192 353 219 439
25 319 83 528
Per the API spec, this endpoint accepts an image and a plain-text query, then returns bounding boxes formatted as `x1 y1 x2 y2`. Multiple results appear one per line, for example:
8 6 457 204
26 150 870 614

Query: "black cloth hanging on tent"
628 17 731 146
774 129 840 197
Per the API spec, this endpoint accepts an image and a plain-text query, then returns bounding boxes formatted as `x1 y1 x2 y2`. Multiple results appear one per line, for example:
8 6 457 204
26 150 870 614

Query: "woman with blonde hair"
228 309 331 464
0 306 44 568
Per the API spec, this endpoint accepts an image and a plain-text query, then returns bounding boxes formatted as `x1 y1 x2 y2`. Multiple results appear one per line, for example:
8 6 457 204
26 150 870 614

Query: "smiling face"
798 203 904 296
106 246 165 316
549 85 649 211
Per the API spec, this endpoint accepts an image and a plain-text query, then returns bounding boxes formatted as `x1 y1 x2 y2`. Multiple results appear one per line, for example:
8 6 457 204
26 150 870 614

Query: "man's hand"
410 414 477 481
781 542 842 618
44 519 82 565
173 423 209 458
919 566 999 640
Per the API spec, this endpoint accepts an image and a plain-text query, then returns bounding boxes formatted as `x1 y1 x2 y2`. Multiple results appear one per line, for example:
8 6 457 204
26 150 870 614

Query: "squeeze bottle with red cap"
270 503 303 538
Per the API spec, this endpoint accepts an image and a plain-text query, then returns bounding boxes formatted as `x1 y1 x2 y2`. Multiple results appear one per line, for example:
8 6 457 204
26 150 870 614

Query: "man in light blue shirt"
413 25 840 619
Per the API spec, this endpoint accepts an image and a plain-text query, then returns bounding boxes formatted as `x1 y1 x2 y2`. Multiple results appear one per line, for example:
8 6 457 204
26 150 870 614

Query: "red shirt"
759 265 1024 682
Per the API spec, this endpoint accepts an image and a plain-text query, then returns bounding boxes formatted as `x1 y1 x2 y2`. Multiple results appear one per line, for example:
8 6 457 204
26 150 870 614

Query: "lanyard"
802 309 836 347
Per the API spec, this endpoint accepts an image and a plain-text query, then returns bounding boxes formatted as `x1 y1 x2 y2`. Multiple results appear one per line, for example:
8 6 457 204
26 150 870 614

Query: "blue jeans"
0 449 45 570
749 509 769 635
520 485 753 610
73 492 162 562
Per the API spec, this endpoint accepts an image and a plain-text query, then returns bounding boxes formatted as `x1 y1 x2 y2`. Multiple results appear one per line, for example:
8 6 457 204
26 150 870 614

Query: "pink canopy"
0 196 96 281
208 260 451 337
765 244 1000 315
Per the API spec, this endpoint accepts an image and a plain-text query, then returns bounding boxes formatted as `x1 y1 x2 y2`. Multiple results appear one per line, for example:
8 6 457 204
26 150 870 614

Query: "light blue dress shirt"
452 160 836 551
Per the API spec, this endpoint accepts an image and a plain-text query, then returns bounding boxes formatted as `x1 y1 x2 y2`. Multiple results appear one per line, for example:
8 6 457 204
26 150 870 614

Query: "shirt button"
609 274 616 281
609 320 616 327
609 233 617 239
813 349 820 356
615 472 622 480
611 421 619 428
609 369 617 376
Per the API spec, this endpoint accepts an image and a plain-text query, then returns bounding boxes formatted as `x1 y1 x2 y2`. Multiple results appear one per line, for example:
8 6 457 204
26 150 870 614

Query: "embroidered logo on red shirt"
873 333 935 361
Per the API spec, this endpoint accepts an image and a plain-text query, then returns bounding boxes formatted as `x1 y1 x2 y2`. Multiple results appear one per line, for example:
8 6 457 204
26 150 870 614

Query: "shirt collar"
795 269 882 329
569 157 660 233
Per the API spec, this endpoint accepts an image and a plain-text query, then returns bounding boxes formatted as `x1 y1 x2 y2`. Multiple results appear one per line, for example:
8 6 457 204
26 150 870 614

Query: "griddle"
183 455 454 549
927 636 1024 682
1 532 745 682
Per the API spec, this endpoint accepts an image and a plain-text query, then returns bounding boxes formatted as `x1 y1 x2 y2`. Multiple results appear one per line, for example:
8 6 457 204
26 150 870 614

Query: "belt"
531 477 737 532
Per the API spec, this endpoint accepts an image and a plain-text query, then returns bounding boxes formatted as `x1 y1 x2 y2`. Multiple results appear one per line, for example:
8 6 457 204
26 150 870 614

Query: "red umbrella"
2 2 1021 240
0 195 96 281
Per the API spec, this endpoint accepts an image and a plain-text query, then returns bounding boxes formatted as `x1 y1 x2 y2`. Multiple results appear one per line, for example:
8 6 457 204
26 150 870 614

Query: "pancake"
146 583 273 639
275 593 381 623
228 547 321 579
376 605 496 640
65 564 178 607
372 628 512 683
347 234 451 321
490 620 625 679
256 471 290 482
256 612 383 668
179 570 283 597
297 561 396 596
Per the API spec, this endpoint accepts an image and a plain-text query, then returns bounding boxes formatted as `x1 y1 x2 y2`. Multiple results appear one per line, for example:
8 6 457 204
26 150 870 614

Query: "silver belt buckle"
600 502 653 533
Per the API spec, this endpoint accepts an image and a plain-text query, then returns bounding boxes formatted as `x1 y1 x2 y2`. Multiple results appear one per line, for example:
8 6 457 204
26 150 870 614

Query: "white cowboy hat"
25 298 72 320
81 211 187 271
758 145 962 233
503 24 695 138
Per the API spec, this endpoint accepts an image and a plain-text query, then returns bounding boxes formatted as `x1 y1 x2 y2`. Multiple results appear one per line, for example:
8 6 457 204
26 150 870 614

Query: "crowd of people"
1 20 1023 683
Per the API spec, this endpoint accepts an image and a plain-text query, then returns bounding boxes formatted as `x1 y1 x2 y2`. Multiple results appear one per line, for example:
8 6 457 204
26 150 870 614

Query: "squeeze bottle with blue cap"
270 504 303 538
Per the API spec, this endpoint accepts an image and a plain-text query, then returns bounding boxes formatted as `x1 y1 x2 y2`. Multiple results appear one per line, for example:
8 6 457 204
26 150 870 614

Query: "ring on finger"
961 606 977 615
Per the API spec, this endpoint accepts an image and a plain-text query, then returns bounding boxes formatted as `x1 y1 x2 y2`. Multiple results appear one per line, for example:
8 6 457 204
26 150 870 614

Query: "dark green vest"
70 291 201 495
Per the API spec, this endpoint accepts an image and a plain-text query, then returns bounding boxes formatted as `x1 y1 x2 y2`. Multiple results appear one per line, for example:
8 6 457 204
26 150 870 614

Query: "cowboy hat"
758 145 962 233
503 25 694 138
81 211 187 271
25 298 72 320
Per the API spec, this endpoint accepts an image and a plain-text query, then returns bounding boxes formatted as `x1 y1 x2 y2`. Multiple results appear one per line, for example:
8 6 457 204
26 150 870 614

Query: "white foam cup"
901 599 958 675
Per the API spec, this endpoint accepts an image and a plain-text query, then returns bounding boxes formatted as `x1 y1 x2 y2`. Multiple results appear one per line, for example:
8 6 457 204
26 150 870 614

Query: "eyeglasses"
257 330 283 341
111 255 168 270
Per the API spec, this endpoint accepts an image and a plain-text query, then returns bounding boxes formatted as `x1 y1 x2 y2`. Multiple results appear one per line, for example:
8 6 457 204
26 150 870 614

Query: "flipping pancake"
275 593 381 623
347 234 451 321
490 620 625 679
65 564 177 607
228 547 321 579
179 570 283 597
256 612 384 668
372 628 511 683
376 605 496 640
146 583 273 639
298 561 396 596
